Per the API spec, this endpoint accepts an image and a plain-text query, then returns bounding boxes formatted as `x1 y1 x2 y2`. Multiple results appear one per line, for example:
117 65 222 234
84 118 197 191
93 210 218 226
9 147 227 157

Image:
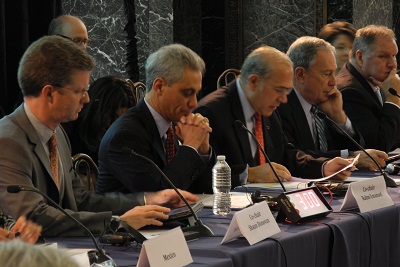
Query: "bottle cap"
217 155 226 160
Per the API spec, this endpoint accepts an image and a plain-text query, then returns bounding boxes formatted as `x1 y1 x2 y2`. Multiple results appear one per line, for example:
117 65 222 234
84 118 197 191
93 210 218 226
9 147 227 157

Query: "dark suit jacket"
97 99 214 194
0 105 144 236
336 63 400 152
277 90 364 158
194 82 327 187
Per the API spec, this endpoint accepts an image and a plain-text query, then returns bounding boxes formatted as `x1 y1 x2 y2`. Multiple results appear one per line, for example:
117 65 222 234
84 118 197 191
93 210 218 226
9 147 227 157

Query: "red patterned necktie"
253 112 266 165
166 125 175 164
49 133 59 188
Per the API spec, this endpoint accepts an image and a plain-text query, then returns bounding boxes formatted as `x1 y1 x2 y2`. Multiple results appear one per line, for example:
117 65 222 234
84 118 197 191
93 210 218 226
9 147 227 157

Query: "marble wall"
63 0 128 81
62 0 400 94
243 0 315 56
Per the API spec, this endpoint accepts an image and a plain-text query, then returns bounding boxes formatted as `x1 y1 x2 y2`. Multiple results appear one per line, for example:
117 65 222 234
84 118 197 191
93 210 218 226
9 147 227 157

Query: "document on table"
234 154 360 192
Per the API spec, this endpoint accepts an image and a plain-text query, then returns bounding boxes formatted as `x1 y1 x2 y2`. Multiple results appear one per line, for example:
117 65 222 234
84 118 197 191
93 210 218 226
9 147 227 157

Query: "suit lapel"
11 105 60 200
288 92 317 150
229 84 256 165
137 100 166 165
347 63 383 108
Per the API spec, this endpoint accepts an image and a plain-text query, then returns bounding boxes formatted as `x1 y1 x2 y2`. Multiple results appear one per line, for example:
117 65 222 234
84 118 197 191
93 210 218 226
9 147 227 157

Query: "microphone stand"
122 148 214 237
317 112 397 188
7 185 116 266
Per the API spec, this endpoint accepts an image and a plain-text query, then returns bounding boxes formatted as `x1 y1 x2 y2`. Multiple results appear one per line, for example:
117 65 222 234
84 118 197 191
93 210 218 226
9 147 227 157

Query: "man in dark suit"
0 36 198 236
278 36 387 170
195 45 355 186
97 44 215 194
336 25 400 153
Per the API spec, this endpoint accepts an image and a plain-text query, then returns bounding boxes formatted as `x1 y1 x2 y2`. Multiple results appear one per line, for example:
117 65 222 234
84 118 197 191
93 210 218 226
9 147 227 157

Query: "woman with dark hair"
71 76 136 163
318 21 357 75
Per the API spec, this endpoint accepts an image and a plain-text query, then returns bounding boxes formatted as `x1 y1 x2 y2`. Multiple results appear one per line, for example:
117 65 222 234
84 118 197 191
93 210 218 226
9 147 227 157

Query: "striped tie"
48 133 59 188
166 125 175 164
253 112 266 165
311 105 328 152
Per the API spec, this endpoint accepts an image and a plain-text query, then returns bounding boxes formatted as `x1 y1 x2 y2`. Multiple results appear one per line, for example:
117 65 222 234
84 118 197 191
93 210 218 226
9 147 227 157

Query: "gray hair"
0 240 78 267
240 45 293 81
287 36 335 70
351 25 396 59
17 35 95 97
145 44 205 91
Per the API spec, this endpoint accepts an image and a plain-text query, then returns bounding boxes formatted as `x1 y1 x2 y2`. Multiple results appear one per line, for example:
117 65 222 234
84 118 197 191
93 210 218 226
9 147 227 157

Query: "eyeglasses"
57 34 93 46
52 84 90 98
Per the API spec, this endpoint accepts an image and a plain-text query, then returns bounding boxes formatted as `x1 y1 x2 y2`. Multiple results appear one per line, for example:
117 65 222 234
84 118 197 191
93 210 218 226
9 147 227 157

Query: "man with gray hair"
336 25 400 152
278 36 387 170
195 45 355 185
97 44 215 194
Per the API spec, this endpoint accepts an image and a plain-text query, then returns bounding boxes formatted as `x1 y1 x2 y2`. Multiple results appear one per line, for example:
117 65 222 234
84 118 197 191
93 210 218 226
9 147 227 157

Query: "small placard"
221 201 280 245
137 227 193 267
340 176 394 212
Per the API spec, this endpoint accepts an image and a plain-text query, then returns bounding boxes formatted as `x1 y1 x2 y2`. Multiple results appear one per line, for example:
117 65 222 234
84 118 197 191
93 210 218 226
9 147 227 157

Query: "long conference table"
48 172 400 267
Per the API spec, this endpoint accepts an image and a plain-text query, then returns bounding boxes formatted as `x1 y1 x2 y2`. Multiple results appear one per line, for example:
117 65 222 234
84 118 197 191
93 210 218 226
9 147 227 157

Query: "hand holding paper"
321 154 359 181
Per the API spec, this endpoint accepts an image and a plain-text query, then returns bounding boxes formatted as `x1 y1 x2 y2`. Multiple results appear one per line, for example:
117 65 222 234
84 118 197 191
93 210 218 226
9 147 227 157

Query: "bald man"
48 15 92 50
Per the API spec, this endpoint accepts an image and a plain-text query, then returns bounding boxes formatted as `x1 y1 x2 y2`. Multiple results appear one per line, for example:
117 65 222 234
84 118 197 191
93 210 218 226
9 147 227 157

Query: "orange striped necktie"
253 112 266 165
166 125 175 164
48 133 59 188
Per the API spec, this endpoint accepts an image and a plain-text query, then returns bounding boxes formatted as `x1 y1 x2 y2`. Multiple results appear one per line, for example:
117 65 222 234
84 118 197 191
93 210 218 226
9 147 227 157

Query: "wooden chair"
72 153 98 192
216 68 240 89
126 79 146 104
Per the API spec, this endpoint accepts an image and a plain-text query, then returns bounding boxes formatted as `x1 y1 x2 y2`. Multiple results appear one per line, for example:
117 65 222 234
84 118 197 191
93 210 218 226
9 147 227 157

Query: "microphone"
316 112 397 187
234 120 287 192
386 163 400 175
7 185 116 266
388 88 400 98
121 147 214 237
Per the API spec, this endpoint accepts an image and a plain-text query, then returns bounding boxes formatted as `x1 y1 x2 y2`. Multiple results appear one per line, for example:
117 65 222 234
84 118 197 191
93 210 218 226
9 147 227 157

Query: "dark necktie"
49 133 59 188
166 125 175 164
253 112 266 165
310 105 328 152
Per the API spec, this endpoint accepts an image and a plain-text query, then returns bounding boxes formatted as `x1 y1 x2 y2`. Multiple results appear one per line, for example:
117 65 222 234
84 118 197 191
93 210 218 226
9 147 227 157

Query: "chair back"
217 68 240 89
72 153 98 192
126 79 146 104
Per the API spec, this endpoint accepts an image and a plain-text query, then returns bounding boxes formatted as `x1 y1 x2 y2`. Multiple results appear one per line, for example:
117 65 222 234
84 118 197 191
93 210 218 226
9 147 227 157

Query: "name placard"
340 176 394 212
221 201 280 245
137 227 193 267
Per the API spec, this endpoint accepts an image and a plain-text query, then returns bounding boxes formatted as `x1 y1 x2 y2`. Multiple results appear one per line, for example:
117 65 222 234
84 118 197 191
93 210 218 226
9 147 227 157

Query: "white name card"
137 227 193 267
221 201 280 245
340 176 394 212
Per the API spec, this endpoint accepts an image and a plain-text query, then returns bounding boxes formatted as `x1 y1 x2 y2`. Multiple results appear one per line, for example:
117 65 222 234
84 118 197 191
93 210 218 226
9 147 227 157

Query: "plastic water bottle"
212 155 231 216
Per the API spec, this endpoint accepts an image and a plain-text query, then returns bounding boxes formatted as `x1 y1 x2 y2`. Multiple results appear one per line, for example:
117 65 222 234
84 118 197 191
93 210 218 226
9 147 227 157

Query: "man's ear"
247 74 260 92
42 85 54 99
153 78 166 95
355 50 364 66
295 67 306 84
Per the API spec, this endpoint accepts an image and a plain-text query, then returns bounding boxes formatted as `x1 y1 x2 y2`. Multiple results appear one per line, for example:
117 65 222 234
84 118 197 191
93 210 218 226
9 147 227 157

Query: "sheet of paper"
197 192 252 209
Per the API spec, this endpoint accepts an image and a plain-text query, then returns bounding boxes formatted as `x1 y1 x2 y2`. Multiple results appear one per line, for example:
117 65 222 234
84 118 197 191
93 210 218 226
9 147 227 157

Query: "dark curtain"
124 0 139 83
0 0 61 116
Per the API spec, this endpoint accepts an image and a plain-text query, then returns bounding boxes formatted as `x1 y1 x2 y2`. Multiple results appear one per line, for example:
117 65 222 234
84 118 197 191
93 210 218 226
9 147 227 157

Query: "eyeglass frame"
57 34 93 46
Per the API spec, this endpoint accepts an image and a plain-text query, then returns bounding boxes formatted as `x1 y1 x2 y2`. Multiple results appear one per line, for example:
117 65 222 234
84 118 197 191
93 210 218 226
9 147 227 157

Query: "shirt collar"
237 79 256 122
144 98 171 138
293 88 313 113
24 103 56 144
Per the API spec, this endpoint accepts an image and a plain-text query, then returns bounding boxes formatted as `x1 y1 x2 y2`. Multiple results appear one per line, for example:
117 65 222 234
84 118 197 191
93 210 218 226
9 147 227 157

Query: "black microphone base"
383 173 398 188
182 221 214 237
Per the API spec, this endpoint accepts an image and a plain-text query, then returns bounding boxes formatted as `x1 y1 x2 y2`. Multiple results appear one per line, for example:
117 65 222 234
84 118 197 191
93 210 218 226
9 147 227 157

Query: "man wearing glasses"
48 15 92 50
195 45 355 186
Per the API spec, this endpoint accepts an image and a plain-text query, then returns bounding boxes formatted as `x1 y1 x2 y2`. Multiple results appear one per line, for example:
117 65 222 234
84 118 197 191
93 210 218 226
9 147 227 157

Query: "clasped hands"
175 113 212 155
